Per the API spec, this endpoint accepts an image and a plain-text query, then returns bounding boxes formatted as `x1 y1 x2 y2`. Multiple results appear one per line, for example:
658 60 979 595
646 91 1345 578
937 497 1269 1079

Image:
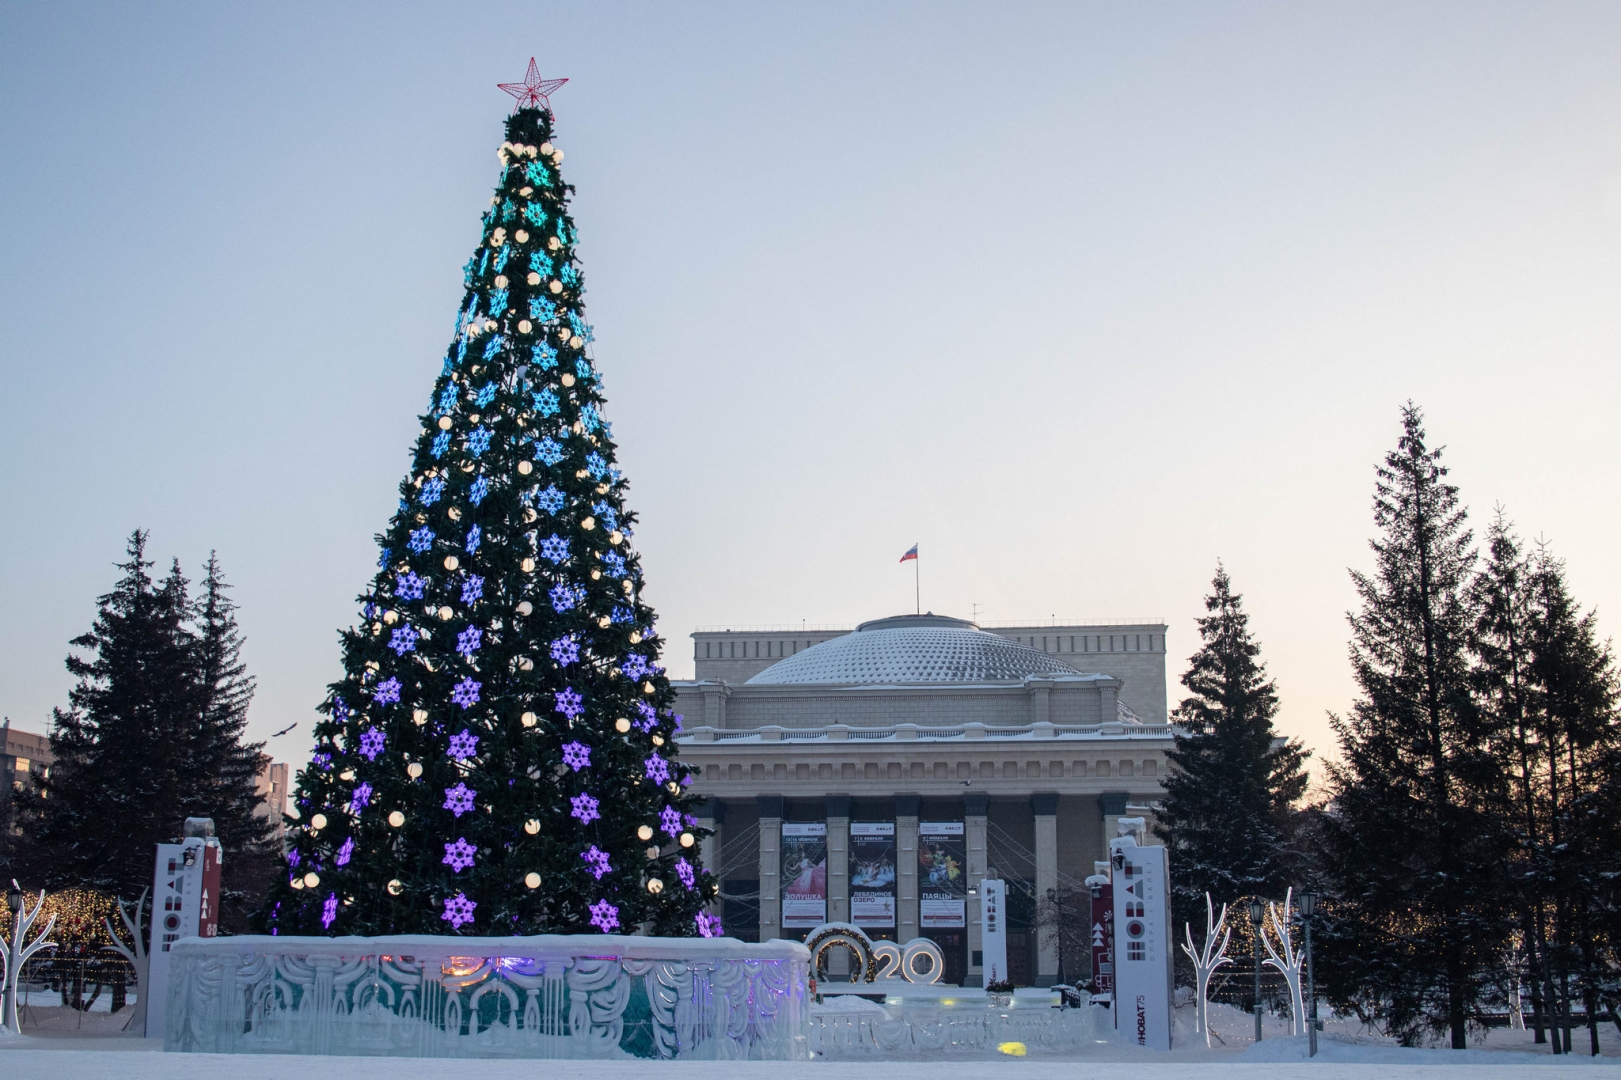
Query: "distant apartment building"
0 719 53 798
255 759 291 836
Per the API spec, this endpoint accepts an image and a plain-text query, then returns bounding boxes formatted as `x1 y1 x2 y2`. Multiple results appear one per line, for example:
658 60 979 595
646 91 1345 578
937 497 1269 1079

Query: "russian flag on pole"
899 543 918 563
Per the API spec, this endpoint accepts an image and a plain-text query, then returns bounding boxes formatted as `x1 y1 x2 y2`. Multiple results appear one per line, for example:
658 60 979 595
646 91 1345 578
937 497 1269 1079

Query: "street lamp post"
1299 890 1318 1058
1248 897 1265 1043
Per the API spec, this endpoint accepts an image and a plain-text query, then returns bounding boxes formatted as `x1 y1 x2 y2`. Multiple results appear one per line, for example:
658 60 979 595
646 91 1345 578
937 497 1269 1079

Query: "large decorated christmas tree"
259 63 717 938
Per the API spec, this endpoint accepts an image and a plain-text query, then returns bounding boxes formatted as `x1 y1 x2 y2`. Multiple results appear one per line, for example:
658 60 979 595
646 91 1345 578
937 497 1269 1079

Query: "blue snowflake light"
556 218 572 244
585 452 607 479
574 358 593 381
560 263 580 287
532 388 559 417
322 893 339 929
409 527 436 554
528 251 554 277
537 485 566 514
460 575 484 604
536 438 564 466
360 728 385 760
438 386 458 414
490 290 509 318
696 911 722 938
389 625 419 655
432 431 452 458
579 403 601 433
476 383 497 408
529 296 557 322
531 342 558 370
468 476 489 505
456 626 482 658
600 552 625 578
540 534 570 564
611 604 634 624
623 654 650 680
467 427 492 458
549 583 577 612
483 334 505 360
523 203 547 227
525 161 552 187
372 678 401 705
567 311 592 342
550 635 579 666
592 501 618 532
465 524 481 554
494 245 512 272
421 477 445 506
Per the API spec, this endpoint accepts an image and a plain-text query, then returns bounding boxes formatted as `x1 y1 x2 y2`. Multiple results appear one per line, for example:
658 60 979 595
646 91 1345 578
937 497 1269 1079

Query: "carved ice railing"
165 933 810 1060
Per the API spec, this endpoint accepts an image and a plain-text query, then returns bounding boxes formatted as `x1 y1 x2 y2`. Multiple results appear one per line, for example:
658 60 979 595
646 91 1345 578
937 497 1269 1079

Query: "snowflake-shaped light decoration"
489 289 509 319
550 635 579 666
660 804 682 838
351 782 373 811
675 858 695 890
467 427 492 458
372 678 401 705
468 476 490 506
437 385 458 414
549 583 576 612
561 741 590 772
332 697 350 722
589 899 619 933
635 702 658 733
567 311 592 341
561 263 580 288
570 792 600 824
585 452 607 479
432 431 452 458
465 524 482 554
623 654 650 680
457 626 482 658
451 678 481 710
575 358 594 382
529 296 557 322
591 501 618 532
579 403 601 434
421 476 445 506
461 575 484 604
555 687 584 718
523 203 547 227
582 846 612 880
288 849 301 867
443 837 477 873
322 893 339 930
556 217 572 244
540 534 569 564
389 624 419 656
396 571 425 600
408 527 436 554
537 486 566 514
696 911 722 939
535 437 564 466
532 388 560 417
336 837 355 867
529 251 554 276
525 161 553 187
359 728 385 761
447 728 480 761
444 783 477 817
475 383 497 408
611 604 634 624
484 333 506 358
442 892 476 929
600 552 626 578
531 342 557 370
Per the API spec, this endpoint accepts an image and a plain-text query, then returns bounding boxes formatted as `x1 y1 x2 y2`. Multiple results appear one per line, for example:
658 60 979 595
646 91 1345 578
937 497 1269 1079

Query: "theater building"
672 613 1174 987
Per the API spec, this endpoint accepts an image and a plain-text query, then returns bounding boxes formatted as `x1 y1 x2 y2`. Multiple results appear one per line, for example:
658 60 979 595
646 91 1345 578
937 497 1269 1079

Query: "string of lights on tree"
257 60 719 938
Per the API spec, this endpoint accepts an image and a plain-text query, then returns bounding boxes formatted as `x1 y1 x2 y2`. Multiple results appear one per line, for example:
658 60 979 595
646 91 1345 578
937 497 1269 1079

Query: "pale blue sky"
4 3 1620 773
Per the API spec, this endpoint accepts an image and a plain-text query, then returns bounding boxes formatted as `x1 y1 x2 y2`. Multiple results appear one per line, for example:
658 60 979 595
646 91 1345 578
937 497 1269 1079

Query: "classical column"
697 799 726 920
758 795 783 942
1098 791 1130 862
1032 792 1060 985
895 795 920 943
826 795 851 975
965 793 989 987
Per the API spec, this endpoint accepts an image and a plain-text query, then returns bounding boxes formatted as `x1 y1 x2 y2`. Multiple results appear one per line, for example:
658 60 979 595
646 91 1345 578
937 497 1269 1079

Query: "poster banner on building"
1090 879 1114 996
780 822 828 928
918 821 966 928
849 822 897 928
980 878 1008 985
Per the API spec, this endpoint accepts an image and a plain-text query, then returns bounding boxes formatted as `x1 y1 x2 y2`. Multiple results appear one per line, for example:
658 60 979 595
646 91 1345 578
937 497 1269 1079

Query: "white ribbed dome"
745 615 1084 685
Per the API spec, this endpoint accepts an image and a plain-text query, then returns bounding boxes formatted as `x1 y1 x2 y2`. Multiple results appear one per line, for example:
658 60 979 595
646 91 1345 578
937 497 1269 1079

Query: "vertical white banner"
1110 835 1173 1049
980 878 1008 986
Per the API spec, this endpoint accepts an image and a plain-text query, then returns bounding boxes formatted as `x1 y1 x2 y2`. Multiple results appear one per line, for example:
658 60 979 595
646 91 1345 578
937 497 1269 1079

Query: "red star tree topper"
499 58 568 111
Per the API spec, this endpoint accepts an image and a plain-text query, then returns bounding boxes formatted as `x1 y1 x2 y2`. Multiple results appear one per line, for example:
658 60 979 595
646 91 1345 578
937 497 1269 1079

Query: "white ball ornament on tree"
540 142 553 155
647 879 663 895
388 811 405 828
310 813 328 831
438 416 453 430
616 718 631 733
494 275 509 289
525 819 541 835
516 600 534 616
527 272 541 285
443 556 459 571
549 280 563 294
637 825 653 841
387 880 403 896
522 711 538 727
407 762 423 778
304 872 321 888
561 373 575 387
413 708 428 724
515 229 529 244
525 872 542 889
518 460 533 475
679 833 695 848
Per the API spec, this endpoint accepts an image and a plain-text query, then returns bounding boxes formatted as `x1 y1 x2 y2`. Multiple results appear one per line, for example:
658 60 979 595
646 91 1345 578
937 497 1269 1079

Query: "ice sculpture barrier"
164 933 810 1060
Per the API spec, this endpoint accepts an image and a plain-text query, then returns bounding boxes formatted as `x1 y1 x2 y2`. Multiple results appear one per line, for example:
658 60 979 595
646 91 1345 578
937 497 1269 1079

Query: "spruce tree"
257 87 715 938
1317 404 1512 1049
1154 563 1307 932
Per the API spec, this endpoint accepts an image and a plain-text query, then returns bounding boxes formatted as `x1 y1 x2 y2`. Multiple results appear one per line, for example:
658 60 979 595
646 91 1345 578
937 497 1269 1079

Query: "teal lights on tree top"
257 71 719 938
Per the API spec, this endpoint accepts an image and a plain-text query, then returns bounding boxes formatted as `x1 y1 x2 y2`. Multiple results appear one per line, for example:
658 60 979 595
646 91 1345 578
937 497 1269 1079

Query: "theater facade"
671 613 1174 987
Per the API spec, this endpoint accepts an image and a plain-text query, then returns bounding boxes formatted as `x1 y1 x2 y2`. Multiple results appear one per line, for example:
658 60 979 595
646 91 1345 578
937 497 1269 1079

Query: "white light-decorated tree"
258 62 717 939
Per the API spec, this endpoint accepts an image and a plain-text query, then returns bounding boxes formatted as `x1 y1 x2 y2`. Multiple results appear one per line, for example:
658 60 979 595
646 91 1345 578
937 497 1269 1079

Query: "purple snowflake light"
589 899 620 934
456 626 482 658
555 687 584 718
675 857 695 889
336 837 355 867
408 527 435 554
540 534 570 564
622 654 649 679
442 892 477 929
466 524 482 554
359 728 385 761
389 624 419 655
549 583 576 612
582 845 612 880
696 911 722 939
561 741 590 772
443 837 478 873
287 849 300 868
549 635 579 666
644 752 670 785
570 792 600 824
635 702 658 733
660 805 683 838
443 783 477 817
447 728 480 761
351 782 373 811
321 893 339 930
461 575 484 604
451 677 481 709
396 571 425 600
372 677 401 705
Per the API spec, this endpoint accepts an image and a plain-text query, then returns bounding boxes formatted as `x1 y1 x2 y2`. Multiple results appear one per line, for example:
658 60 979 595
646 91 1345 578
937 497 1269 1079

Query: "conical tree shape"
259 105 717 938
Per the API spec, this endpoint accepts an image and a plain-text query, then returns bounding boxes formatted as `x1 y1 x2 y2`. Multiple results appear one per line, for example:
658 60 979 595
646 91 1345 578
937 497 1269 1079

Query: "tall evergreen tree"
257 89 715 938
1317 404 1512 1048
1155 563 1308 932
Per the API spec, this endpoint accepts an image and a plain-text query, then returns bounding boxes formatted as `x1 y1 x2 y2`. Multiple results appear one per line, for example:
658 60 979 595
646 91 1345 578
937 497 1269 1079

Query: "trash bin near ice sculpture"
164 934 810 1060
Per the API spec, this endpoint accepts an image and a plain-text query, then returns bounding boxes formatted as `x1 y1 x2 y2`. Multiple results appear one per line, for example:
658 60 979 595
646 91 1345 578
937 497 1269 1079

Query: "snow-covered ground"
1 998 1615 1078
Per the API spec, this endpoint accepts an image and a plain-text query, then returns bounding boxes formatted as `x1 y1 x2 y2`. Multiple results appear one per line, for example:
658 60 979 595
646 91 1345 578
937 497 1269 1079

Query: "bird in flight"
271 723 298 737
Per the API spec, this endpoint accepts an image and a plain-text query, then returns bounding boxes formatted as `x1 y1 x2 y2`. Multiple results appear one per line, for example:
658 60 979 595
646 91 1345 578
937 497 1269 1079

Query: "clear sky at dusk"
3 3 1620 778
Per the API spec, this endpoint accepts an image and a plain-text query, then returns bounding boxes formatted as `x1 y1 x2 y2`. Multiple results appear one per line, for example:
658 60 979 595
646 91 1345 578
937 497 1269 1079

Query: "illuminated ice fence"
164 934 810 1060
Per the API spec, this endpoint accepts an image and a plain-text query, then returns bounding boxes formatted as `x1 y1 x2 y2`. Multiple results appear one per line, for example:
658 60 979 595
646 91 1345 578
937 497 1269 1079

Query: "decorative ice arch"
164 934 810 1060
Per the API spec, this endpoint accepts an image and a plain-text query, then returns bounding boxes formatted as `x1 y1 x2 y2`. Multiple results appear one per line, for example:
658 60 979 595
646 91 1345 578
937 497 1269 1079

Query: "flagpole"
915 549 920 615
